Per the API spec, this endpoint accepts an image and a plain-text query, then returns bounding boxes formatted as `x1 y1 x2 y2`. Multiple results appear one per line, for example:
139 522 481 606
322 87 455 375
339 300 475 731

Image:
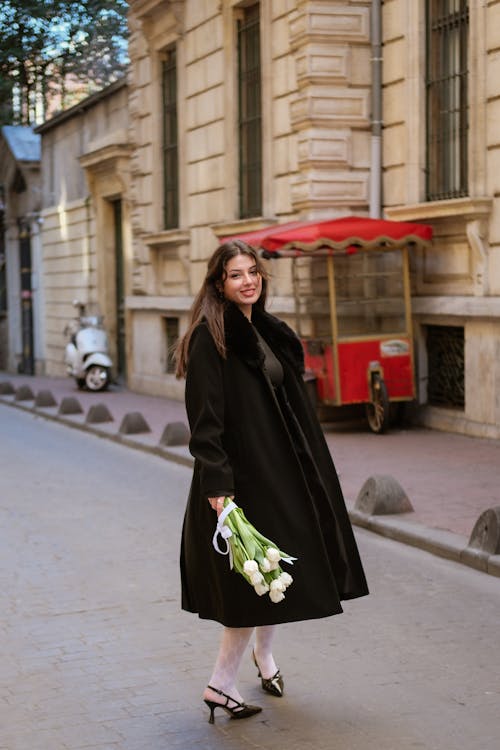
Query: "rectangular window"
426 0 469 201
426 325 464 408
162 47 179 229
237 3 262 218
164 316 179 374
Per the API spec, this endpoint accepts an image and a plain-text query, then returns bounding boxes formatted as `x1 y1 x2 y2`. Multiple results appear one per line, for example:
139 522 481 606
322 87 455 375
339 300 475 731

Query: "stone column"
289 0 372 218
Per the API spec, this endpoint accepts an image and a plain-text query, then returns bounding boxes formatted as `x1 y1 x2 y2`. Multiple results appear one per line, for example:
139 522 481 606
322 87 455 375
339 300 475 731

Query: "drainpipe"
370 0 382 219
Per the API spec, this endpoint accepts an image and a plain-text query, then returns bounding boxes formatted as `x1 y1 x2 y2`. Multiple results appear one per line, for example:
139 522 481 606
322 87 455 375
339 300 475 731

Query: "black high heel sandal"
252 650 284 697
203 685 262 724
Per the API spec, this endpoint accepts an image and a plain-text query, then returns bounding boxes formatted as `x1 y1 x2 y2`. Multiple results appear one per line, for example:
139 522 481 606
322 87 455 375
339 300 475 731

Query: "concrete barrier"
119 411 151 435
14 385 35 401
58 397 84 415
86 403 113 424
34 390 57 408
354 474 414 516
159 421 190 446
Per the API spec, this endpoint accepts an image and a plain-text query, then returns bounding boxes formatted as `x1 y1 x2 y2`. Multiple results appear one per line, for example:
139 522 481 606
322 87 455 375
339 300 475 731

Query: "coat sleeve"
185 324 234 498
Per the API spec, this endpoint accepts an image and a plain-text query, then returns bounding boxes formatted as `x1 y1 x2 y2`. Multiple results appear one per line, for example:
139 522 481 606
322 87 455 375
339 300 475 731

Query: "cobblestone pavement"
1 407 500 750
2 372 500 577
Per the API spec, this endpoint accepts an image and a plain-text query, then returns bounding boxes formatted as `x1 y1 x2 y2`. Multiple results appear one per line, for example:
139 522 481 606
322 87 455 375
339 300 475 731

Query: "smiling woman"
174 239 369 725
221 254 263 319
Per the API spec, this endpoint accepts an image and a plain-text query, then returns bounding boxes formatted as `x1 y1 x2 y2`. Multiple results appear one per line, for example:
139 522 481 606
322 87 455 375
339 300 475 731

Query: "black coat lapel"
224 303 304 375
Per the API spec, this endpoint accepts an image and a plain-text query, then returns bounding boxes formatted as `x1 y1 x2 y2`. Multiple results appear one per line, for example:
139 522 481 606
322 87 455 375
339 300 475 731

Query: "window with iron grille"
426 0 469 201
237 4 262 219
162 47 179 229
426 325 464 408
164 316 179 374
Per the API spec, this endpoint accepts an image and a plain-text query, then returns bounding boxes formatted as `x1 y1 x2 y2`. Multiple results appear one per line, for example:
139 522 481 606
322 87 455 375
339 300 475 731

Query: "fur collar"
224 303 304 374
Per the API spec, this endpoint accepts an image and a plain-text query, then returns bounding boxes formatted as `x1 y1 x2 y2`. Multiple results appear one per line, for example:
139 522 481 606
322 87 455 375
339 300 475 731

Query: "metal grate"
165 316 179 374
426 325 464 408
238 4 262 219
162 47 179 229
426 0 469 201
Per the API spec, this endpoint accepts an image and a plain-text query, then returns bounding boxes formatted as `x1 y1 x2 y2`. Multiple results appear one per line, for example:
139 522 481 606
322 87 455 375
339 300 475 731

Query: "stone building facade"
125 0 500 439
382 0 500 438
20 1 500 439
36 79 132 380
126 0 373 400
0 126 42 374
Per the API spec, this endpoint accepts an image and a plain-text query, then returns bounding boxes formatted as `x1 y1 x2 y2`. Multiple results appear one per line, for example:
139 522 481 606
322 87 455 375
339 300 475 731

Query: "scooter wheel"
85 365 109 391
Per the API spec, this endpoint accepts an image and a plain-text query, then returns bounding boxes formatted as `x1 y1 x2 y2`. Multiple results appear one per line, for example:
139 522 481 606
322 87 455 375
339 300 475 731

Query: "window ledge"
386 197 492 223
143 229 190 250
211 217 279 240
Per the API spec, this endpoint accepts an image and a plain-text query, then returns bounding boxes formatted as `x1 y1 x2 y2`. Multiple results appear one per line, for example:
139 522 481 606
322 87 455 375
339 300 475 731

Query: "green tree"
0 0 128 126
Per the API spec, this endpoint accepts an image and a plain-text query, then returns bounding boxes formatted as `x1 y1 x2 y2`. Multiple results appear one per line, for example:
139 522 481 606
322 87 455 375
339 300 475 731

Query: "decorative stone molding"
412 296 500 318
466 219 489 296
295 44 350 87
290 4 369 47
297 128 351 168
211 217 279 241
386 197 492 223
289 2 371 215
387 198 492 297
290 86 370 130
143 229 191 251
291 170 368 212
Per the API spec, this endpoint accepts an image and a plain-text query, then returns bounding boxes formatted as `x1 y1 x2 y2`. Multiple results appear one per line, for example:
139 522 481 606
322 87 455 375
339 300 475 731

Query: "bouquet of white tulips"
212 497 296 603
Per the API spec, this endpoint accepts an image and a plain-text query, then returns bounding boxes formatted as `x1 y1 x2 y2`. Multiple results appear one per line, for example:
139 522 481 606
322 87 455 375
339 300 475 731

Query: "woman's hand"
208 495 233 516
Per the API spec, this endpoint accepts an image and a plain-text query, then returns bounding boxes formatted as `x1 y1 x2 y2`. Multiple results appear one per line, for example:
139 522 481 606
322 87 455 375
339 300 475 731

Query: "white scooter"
64 301 113 391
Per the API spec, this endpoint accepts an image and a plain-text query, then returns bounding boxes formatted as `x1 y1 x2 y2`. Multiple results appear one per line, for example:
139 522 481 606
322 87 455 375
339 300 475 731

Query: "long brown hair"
174 239 268 378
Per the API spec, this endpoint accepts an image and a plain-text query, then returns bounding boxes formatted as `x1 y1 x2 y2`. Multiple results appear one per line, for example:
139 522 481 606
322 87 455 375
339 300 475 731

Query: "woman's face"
222 253 262 318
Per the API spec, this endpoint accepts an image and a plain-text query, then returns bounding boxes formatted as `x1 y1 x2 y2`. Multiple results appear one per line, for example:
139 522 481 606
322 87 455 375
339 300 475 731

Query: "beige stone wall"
39 81 130 378
41 200 96 376
127 0 372 398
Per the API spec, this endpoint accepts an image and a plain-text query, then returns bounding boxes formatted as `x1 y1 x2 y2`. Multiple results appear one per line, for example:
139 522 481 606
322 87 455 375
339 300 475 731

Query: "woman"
175 239 368 724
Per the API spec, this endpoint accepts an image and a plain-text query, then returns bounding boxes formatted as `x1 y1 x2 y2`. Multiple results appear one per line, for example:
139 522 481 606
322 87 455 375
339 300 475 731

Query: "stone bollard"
159 421 190 447
85 403 114 424
0 381 15 395
14 385 35 401
34 390 57 408
58 397 84 415
118 411 151 435
467 506 500 555
354 474 414 516
461 506 500 574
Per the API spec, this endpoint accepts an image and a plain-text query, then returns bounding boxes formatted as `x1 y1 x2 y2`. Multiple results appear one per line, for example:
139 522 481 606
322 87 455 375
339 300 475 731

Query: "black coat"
180 303 368 627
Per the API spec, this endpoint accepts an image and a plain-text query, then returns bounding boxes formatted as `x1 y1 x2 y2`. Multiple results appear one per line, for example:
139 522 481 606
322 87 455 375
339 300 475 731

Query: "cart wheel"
366 376 390 434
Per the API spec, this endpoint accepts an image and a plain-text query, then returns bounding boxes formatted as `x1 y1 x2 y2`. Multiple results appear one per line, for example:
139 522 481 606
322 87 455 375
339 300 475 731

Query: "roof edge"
35 76 128 135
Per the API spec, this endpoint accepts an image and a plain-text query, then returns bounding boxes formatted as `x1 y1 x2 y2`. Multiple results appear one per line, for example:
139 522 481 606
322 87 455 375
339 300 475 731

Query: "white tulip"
254 582 269 596
243 560 259 574
270 578 285 592
266 547 281 563
250 571 264 585
269 589 285 603
260 557 271 573
279 572 293 588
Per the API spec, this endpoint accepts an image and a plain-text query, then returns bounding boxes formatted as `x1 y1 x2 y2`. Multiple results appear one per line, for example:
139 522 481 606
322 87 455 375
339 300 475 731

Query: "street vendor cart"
226 216 433 433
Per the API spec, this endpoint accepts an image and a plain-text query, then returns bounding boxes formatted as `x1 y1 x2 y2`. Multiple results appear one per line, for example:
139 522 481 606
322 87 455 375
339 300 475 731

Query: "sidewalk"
2 371 500 578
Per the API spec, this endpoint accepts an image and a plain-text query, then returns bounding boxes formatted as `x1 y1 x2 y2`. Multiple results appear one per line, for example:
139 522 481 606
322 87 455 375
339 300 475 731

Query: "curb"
2 392 499 580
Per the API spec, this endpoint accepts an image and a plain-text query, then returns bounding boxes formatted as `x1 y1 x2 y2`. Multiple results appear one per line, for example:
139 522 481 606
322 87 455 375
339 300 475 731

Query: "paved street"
1 405 500 750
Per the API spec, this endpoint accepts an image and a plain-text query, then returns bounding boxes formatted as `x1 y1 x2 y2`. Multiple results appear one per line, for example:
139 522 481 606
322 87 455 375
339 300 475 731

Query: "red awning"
223 216 433 256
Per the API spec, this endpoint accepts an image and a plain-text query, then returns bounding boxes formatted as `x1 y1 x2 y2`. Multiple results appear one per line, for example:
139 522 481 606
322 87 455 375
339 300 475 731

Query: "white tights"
205 625 278 704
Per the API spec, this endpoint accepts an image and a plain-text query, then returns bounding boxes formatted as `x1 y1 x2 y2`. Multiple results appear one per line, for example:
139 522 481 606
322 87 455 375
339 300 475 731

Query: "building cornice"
386 197 492 222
